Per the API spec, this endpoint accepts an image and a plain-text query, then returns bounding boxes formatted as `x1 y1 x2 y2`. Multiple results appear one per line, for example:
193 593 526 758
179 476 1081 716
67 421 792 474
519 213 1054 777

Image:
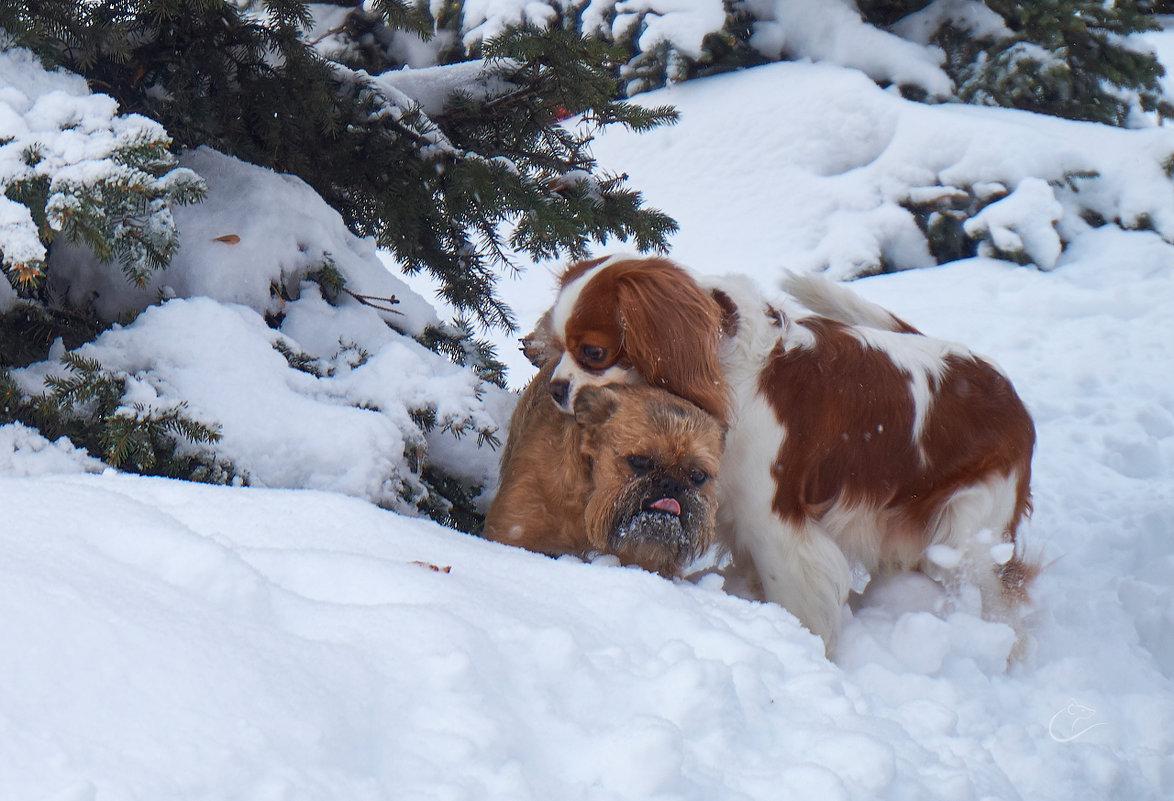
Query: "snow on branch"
0 46 204 289
748 0 953 98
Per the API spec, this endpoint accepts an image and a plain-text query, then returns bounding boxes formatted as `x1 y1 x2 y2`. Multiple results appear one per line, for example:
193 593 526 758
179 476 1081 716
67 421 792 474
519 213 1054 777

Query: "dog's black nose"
549 379 570 407
655 475 683 497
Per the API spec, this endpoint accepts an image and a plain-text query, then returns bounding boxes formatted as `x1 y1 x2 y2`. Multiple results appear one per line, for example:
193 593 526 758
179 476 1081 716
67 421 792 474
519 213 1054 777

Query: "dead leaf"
411 560 452 574
212 234 241 244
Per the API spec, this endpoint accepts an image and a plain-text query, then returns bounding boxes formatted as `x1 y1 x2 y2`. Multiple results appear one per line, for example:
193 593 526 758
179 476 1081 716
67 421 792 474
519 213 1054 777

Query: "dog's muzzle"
613 511 691 561
611 479 698 564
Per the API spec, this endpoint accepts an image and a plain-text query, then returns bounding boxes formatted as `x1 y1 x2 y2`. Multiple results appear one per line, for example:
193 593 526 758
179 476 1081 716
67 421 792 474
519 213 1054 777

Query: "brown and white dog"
529 254 1036 653
484 362 725 577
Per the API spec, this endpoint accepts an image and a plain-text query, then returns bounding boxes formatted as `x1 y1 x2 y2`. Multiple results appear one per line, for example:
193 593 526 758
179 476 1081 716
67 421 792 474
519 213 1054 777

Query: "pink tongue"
649 498 682 516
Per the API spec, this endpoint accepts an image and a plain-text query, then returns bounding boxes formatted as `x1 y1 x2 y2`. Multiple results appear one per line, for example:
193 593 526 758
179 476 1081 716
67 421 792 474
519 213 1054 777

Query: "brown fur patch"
760 316 1034 575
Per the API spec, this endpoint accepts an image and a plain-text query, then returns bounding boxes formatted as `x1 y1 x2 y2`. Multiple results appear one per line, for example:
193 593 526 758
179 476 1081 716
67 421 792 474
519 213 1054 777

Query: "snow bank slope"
3 471 968 801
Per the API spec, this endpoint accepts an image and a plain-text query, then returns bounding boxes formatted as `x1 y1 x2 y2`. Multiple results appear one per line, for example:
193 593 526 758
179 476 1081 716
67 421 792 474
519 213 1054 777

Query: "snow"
0 45 194 278
50 146 438 334
892 0 1013 46
5 230 1174 798
22 140 511 517
0 422 105 476
963 176 1064 268
4 23 1174 801
1143 24 1174 102
0 193 44 270
564 58 1174 303
460 0 562 48
451 0 957 97
747 0 953 98
615 0 727 61
0 44 90 103
372 61 515 117
12 295 502 510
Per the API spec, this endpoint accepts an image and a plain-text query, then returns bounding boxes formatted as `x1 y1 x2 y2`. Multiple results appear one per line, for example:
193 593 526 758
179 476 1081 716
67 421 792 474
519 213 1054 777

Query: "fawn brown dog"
485 363 725 576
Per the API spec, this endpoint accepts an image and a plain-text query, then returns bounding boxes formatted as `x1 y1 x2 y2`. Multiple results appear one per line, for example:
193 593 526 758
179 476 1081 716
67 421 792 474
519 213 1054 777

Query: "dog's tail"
781 272 920 334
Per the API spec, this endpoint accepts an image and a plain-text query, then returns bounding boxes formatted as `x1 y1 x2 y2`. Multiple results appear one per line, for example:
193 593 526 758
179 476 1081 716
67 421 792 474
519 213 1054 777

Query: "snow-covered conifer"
410 0 1174 126
0 47 203 291
3 0 677 332
879 0 1173 126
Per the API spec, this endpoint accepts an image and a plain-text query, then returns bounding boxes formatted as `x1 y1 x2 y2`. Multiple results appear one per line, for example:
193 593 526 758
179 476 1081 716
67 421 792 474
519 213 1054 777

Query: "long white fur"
781 271 906 332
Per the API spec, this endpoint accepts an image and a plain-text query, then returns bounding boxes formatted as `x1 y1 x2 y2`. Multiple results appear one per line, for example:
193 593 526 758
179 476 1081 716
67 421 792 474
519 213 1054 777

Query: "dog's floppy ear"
572 385 618 429
614 267 729 424
520 310 559 368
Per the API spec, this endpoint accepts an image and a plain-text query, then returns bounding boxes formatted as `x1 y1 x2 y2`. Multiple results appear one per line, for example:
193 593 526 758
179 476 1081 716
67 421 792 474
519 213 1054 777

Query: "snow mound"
0 422 106 477
49 146 438 334
588 59 1174 278
0 473 1035 800
11 291 508 513
16 143 510 516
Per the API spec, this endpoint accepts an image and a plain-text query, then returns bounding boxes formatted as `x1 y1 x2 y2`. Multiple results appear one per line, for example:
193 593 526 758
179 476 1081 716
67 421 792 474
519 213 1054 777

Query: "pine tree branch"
343 288 404 314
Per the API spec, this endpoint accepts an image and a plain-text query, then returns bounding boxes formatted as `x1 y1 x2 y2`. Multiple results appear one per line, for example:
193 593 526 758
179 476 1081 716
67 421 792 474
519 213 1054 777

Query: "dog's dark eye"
579 344 608 365
689 469 709 486
627 454 653 473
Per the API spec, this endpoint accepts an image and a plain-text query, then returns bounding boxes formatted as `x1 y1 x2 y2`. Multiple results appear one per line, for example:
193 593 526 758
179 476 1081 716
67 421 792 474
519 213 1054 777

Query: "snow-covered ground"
4 45 1174 801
